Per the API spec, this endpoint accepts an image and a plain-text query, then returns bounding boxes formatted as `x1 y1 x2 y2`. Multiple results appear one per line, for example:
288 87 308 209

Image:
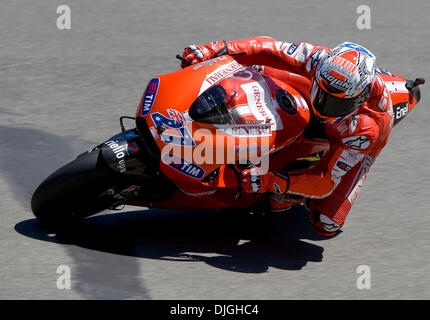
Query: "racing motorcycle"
31 54 425 230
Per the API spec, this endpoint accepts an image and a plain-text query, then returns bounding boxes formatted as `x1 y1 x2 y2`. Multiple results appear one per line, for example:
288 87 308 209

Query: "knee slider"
311 210 342 236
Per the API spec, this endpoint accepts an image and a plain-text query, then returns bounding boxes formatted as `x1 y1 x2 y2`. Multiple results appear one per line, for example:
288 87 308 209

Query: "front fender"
101 129 147 176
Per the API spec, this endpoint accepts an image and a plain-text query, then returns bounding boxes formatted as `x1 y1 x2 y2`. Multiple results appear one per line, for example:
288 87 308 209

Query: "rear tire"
31 149 123 231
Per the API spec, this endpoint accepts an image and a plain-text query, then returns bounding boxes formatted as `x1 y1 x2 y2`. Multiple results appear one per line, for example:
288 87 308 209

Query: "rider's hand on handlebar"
241 167 290 194
180 44 213 68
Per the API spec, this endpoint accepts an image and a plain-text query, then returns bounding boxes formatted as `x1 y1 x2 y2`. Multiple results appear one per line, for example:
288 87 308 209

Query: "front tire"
31 149 123 231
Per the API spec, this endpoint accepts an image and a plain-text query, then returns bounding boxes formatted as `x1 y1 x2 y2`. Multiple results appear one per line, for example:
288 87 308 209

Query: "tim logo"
162 153 205 179
141 78 160 116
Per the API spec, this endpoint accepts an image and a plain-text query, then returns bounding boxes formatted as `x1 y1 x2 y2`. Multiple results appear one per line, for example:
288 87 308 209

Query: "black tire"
31 149 122 231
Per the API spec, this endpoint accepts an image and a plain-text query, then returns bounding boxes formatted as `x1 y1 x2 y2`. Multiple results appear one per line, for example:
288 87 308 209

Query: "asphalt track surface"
1 0 429 299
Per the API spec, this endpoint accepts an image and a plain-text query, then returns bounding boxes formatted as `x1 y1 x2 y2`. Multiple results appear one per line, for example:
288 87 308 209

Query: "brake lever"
176 54 186 63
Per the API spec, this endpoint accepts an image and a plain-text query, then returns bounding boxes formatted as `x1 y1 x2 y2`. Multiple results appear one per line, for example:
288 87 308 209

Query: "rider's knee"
304 198 342 236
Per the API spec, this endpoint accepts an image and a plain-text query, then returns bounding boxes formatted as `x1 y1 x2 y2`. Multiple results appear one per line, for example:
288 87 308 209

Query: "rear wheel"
31 149 124 231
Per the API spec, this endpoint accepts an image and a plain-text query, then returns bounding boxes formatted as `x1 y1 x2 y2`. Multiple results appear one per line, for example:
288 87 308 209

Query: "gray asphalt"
1 0 429 299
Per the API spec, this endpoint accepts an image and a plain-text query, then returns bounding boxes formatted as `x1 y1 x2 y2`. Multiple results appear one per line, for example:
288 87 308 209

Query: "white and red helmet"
310 42 377 124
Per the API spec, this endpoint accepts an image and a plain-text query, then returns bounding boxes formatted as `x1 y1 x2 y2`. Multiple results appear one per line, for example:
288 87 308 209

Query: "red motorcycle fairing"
375 68 421 126
133 56 317 209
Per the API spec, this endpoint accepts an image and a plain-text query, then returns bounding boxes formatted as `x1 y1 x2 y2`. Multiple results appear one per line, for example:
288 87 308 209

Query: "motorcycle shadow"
15 206 335 273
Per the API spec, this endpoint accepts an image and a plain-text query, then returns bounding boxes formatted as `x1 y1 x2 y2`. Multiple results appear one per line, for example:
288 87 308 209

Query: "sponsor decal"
393 102 408 124
347 155 374 204
217 124 272 137
342 135 370 150
151 109 195 147
126 141 140 156
149 126 159 140
331 149 364 184
104 140 127 173
240 81 284 131
287 42 300 55
162 153 205 179
160 126 195 146
336 161 351 171
347 176 364 205
140 78 160 116
251 84 270 121
198 60 243 94
151 109 184 129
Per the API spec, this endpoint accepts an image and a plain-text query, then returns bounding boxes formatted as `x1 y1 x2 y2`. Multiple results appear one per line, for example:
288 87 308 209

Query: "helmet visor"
311 80 362 118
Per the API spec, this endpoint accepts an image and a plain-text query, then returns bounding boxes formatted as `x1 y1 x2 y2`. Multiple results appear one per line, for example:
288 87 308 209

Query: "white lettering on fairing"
198 61 243 94
240 81 284 131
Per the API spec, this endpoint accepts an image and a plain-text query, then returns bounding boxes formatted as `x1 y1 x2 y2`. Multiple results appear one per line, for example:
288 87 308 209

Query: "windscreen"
188 84 234 124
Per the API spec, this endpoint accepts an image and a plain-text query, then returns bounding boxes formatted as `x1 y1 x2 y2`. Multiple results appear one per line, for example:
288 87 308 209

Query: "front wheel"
31 148 124 231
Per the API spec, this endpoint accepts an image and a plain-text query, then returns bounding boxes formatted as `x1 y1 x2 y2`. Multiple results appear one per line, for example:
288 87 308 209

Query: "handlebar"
176 54 186 63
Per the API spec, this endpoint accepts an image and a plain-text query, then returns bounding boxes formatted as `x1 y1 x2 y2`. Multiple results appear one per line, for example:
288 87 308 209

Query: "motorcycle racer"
180 37 394 236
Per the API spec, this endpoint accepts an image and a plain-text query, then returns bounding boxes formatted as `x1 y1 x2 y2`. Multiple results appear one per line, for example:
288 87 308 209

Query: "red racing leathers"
184 37 394 235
